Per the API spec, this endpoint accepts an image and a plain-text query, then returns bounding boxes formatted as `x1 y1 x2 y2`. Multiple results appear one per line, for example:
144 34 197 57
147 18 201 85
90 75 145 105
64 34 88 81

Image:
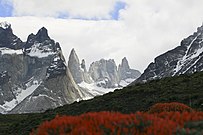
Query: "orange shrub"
148 102 193 113
30 111 203 135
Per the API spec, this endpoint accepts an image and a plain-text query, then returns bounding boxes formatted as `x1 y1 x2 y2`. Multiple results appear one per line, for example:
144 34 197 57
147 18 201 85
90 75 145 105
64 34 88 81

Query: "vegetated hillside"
1 71 203 135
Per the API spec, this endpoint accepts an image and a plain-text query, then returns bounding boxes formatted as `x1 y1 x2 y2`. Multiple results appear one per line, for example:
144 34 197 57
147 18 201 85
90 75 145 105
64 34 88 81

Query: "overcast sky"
0 0 203 72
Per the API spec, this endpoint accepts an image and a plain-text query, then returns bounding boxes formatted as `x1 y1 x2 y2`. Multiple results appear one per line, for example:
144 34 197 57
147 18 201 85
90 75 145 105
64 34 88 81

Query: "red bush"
30 111 203 135
148 102 193 113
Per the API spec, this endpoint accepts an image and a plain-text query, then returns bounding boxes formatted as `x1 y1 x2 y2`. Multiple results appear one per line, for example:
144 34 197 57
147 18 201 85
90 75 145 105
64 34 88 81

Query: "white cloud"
1 0 203 73
11 0 118 19
118 0 203 71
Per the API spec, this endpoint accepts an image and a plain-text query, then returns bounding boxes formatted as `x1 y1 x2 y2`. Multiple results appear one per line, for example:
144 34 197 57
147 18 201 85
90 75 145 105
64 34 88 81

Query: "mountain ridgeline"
0 22 140 114
68 49 141 88
0 22 96 113
132 24 203 84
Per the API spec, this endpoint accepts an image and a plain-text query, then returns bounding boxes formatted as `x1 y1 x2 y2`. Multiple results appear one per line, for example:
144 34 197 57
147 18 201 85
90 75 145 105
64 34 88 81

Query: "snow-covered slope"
0 79 40 113
133 24 203 84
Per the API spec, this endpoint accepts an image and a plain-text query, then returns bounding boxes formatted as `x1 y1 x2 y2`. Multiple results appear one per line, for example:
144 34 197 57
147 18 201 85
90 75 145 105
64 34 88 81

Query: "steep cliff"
133 24 203 84
0 22 87 113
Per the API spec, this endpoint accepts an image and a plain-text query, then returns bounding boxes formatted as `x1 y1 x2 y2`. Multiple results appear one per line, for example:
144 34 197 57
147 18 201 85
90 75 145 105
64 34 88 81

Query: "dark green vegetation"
1 71 203 135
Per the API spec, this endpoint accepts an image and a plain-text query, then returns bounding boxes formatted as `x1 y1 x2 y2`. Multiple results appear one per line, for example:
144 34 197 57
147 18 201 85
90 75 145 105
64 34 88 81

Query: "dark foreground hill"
1 71 203 135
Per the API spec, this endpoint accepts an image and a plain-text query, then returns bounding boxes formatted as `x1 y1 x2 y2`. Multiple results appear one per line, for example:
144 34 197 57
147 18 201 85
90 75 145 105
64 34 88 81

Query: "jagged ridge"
68 49 141 89
0 23 89 114
133 24 203 84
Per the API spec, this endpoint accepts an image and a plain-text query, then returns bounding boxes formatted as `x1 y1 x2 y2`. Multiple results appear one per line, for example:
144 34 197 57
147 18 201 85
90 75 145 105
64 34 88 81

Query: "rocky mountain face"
133 24 203 84
0 22 87 113
89 59 120 88
118 57 141 86
0 22 23 49
0 21 141 113
68 50 141 89
68 49 93 84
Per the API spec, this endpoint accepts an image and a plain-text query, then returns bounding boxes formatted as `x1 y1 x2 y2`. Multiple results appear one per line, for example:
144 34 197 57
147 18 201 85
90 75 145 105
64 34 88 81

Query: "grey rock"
81 59 87 72
68 49 92 84
67 49 141 89
11 68 84 113
118 57 141 80
0 22 23 49
0 24 88 113
132 24 203 84
89 59 119 88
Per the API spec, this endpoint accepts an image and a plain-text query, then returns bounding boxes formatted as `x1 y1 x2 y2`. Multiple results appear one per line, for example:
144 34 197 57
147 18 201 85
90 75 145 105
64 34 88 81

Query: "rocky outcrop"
0 22 141 113
132 24 203 84
68 49 141 89
11 68 84 113
87 58 141 88
89 59 119 88
0 23 87 113
118 57 141 81
68 49 92 84
0 22 23 49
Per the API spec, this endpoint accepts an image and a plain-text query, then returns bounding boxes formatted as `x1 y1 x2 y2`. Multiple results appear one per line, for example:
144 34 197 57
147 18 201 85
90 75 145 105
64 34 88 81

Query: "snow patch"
78 77 136 100
173 34 202 75
36 94 57 102
27 43 55 58
78 81 115 95
16 80 40 103
0 48 22 55
0 22 10 29
0 80 40 112
119 78 135 87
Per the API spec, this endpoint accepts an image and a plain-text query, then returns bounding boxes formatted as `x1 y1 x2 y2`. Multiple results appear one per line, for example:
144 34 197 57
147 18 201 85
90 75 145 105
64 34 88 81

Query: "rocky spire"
118 57 141 81
68 48 92 84
23 27 57 56
120 57 130 69
26 27 50 45
88 59 119 88
69 48 80 65
35 27 50 42
81 59 87 72
0 22 23 49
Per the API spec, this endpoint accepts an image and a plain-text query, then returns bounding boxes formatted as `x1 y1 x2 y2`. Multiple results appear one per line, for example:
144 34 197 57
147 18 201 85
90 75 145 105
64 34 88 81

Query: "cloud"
1 0 203 73
0 16 132 69
11 0 124 19
118 0 203 70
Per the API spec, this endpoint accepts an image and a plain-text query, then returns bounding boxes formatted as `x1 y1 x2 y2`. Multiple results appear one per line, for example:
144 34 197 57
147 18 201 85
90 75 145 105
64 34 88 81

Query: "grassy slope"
1 71 203 135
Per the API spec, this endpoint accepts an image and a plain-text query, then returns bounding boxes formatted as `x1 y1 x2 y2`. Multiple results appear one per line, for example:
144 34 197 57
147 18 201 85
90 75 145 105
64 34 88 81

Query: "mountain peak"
121 57 130 69
0 22 11 30
81 59 87 72
0 22 23 49
68 49 93 83
35 27 50 42
197 24 203 33
69 48 78 61
118 57 141 82
70 48 76 54
133 24 203 84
